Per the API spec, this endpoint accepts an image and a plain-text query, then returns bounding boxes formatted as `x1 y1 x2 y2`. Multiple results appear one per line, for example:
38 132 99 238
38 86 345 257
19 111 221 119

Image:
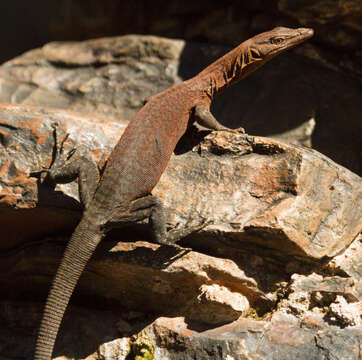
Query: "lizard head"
248 27 314 60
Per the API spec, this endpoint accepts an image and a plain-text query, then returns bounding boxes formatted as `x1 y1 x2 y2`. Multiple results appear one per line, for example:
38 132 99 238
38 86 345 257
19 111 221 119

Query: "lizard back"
91 82 200 215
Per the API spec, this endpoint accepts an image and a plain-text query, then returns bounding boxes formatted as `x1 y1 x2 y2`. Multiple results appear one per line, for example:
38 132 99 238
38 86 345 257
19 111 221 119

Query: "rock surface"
0 104 361 359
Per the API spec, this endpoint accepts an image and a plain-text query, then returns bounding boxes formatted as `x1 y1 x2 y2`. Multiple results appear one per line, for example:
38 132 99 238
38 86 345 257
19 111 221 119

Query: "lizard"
33 26 314 360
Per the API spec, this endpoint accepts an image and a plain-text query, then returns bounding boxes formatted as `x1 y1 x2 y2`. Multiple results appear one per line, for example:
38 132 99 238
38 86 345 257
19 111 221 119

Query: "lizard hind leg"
108 195 206 250
42 124 100 209
150 196 209 250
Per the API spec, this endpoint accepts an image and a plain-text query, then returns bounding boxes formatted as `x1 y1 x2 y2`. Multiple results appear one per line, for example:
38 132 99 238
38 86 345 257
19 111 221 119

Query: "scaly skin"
34 27 313 359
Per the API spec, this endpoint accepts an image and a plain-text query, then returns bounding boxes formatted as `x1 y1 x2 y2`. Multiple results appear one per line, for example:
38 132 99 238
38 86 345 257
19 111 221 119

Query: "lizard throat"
200 47 265 99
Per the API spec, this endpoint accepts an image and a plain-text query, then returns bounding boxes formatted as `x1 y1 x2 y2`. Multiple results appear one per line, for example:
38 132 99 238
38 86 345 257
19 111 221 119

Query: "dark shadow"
179 230 328 295
174 125 211 155
31 171 82 211
104 225 195 269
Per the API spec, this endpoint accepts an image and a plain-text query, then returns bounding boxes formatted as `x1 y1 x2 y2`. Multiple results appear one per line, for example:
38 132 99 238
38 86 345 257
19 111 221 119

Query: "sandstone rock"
0 35 361 175
191 284 250 324
1 301 361 360
327 233 362 280
328 295 361 327
276 273 361 329
0 35 185 120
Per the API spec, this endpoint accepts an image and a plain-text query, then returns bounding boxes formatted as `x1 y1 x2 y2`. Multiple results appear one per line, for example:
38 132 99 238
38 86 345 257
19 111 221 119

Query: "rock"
276 273 361 328
0 109 360 357
1 301 361 360
0 35 361 175
0 35 185 120
191 284 250 324
328 295 361 327
277 0 362 29
327 233 362 280
0 104 360 260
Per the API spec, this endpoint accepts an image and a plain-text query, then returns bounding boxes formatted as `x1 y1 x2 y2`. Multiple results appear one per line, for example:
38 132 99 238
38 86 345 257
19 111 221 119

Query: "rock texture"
0 104 361 359
0 35 360 177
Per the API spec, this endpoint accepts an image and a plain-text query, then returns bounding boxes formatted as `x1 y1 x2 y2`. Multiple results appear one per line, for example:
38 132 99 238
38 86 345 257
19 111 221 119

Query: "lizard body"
34 27 313 359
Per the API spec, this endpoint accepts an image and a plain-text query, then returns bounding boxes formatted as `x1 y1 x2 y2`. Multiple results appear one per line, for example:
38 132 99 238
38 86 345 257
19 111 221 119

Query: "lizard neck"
196 40 267 100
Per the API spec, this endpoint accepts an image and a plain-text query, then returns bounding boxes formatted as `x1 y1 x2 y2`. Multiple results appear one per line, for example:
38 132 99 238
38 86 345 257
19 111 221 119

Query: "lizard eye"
270 37 284 45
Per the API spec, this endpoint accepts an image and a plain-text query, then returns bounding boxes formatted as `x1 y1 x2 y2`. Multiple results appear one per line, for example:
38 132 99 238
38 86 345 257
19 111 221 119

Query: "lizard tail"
34 219 103 360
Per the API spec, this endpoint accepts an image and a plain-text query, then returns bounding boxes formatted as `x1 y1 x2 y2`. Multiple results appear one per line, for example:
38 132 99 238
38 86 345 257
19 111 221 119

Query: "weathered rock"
0 104 360 259
1 301 361 360
327 233 362 279
276 273 361 328
0 35 361 175
328 295 361 327
0 35 185 120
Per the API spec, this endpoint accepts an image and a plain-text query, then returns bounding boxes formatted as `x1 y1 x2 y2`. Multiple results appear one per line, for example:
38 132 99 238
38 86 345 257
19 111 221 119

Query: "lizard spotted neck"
196 27 314 99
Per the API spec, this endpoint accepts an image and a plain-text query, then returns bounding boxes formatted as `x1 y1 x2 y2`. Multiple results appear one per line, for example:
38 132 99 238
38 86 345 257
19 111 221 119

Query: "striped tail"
34 219 103 360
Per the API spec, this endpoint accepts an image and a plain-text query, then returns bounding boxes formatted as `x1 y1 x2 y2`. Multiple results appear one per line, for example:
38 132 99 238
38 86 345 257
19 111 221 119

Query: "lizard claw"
51 124 77 168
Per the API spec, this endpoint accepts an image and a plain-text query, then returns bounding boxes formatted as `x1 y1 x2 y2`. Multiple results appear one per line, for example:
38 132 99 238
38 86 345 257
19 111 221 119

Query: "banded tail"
34 220 103 360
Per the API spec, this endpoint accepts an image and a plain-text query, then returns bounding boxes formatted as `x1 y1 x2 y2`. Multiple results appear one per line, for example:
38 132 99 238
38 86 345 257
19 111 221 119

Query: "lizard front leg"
194 104 245 133
32 125 100 209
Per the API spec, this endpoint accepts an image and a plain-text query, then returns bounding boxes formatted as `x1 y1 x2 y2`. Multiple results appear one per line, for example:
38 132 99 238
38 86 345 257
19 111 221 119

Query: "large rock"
0 103 360 359
0 35 360 176
0 104 360 258
1 302 361 359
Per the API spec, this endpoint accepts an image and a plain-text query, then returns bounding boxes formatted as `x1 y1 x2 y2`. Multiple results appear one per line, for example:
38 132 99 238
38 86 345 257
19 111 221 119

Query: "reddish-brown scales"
34 27 314 360
94 82 203 211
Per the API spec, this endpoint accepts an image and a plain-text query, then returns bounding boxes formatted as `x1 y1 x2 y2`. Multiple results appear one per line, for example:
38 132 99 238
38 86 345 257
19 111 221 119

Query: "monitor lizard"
33 26 314 359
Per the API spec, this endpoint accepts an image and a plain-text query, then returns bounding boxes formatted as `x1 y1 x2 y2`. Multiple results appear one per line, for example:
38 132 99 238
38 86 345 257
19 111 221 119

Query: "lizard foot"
30 124 76 179
160 219 212 251
50 123 76 171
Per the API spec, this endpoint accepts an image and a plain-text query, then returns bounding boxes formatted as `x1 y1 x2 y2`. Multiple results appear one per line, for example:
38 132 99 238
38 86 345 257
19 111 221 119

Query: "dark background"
1 0 361 75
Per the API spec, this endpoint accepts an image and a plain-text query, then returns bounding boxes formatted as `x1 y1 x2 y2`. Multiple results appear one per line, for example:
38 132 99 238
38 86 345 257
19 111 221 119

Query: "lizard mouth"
299 28 314 39
291 28 314 45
